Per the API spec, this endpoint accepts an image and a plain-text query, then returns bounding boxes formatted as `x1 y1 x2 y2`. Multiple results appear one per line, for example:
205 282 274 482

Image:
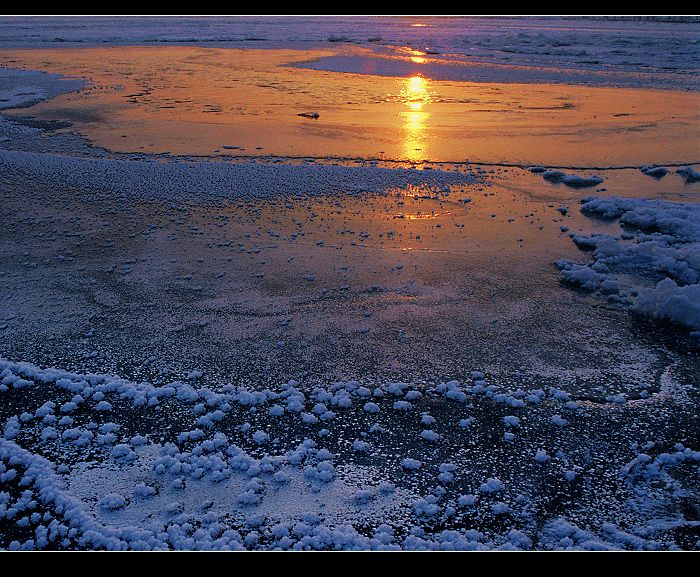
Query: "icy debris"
132 483 157 498
561 175 604 188
62 428 94 446
541 170 603 188
301 412 319 424
111 444 137 462
551 415 568 427
543 170 566 182
303 461 335 483
393 400 413 411
503 415 521 428
40 427 58 441
363 402 380 413
385 382 408 396
0 468 17 482
479 478 503 493
352 439 371 452
641 165 668 178
634 279 700 330
557 196 700 331
677 166 700 183
507 529 532 549
268 404 285 417
0 85 49 110
413 496 440 517
0 355 695 551
458 494 477 508
4 417 20 440
98 494 127 511
354 489 374 504
421 414 435 425
251 430 269 445
402 458 422 470
438 463 456 484
535 450 550 463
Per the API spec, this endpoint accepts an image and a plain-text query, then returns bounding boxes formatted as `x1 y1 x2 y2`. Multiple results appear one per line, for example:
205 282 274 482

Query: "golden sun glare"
400 75 432 163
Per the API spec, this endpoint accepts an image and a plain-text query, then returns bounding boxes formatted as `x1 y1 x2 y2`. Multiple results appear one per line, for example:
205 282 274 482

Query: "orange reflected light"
398 46 427 64
400 75 432 163
407 75 428 96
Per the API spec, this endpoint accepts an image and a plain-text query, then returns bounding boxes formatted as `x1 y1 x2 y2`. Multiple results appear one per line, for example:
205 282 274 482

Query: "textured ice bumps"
556 196 700 335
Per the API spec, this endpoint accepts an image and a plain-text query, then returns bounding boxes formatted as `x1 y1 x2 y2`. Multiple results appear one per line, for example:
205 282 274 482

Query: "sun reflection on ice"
400 75 432 163
398 46 428 64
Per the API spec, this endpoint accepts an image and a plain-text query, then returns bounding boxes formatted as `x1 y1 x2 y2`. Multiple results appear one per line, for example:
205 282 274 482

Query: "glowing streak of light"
400 75 432 163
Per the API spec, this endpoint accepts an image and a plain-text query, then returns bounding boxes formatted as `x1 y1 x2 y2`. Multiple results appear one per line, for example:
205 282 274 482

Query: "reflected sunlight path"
401 75 433 163
1 46 699 166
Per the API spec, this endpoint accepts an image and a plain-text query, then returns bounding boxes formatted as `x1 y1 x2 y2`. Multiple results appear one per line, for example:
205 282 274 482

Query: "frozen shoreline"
0 20 698 551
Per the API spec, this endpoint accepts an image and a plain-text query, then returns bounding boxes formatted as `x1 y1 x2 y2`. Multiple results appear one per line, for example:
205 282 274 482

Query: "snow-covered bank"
1 358 698 550
0 67 83 111
0 148 477 203
556 197 700 336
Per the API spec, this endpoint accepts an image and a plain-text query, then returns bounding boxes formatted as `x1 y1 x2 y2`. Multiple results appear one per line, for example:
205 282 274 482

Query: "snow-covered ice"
0 16 698 552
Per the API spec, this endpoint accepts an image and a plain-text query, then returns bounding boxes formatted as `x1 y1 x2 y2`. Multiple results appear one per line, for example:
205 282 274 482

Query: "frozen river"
0 16 699 551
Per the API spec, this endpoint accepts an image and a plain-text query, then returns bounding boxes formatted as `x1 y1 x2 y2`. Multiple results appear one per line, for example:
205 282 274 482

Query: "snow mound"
634 279 700 330
677 166 700 183
556 197 700 332
541 170 604 188
641 166 668 179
